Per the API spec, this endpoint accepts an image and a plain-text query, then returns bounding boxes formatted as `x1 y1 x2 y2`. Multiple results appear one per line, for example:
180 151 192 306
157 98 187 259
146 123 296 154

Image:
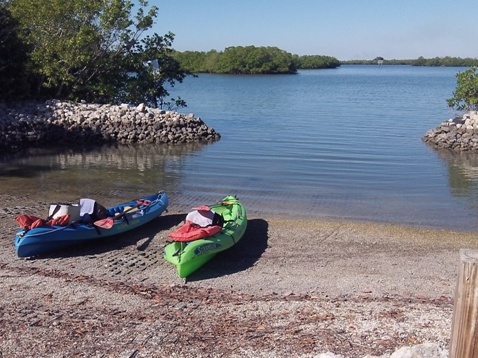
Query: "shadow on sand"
26 215 269 282
185 218 269 281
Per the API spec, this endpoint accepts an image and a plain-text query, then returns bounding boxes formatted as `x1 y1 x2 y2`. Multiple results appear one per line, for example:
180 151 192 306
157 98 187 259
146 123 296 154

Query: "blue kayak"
14 191 169 257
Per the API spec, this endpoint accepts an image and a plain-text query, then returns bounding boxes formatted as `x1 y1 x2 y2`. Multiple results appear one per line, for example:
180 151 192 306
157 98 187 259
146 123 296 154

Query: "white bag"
48 204 80 222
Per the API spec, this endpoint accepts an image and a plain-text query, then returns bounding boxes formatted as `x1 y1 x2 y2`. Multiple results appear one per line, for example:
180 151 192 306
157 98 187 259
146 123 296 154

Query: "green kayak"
164 195 247 278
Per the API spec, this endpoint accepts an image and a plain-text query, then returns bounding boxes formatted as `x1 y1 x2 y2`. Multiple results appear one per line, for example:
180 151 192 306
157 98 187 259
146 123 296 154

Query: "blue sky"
147 0 478 61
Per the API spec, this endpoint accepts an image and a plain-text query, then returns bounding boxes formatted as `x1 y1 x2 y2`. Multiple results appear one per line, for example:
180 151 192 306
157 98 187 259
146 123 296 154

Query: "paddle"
93 199 151 229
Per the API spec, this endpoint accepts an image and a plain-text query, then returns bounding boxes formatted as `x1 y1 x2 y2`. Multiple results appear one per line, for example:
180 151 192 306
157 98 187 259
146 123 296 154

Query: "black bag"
212 212 224 227
92 202 109 221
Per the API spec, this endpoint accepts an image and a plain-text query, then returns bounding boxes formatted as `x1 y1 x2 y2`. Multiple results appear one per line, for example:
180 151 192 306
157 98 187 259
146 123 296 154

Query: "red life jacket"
16 214 71 230
168 207 223 242
168 221 222 242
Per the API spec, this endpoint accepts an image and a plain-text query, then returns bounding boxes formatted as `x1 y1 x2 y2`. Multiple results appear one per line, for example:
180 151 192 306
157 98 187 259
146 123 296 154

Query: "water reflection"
435 148 478 209
2 67 478 230
0 143 212 204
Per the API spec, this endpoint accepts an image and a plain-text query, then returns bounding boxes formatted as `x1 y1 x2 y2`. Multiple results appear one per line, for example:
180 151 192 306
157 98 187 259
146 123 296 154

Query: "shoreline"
0 101 221 152
1 196 477 356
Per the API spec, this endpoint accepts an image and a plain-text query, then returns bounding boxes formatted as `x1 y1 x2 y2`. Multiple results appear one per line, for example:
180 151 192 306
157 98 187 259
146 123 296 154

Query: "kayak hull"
164 195 247 278
14 191 169 258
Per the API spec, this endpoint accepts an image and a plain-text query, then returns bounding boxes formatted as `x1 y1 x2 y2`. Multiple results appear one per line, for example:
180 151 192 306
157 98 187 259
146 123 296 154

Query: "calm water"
3 65 478 231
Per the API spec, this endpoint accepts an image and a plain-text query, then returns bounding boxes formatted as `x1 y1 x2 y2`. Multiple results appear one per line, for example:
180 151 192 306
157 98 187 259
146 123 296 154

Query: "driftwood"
450 249 478 357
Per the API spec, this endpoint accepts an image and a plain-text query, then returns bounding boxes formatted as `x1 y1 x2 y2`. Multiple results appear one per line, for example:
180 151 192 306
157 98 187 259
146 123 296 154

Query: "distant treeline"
342 56 478 67
172 46 340 74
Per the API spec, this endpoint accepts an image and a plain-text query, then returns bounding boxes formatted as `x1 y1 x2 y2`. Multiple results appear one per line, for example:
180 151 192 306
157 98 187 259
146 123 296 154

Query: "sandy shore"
1 194 477 357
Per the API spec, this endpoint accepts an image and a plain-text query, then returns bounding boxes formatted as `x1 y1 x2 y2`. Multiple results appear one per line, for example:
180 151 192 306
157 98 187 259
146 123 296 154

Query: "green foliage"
341 56 478 67
173 46 300 74
447 66 478 111
172 51 209 73
5 0 189 108
415 56 478 67
119 32 190 109
172 46 341 74
0 3 31 100
217 46 297 74
294 55 340 69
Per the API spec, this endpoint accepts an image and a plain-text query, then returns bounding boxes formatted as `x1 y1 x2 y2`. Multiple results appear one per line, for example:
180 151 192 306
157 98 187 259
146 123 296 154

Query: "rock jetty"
422 111 478 151
0 100 220 152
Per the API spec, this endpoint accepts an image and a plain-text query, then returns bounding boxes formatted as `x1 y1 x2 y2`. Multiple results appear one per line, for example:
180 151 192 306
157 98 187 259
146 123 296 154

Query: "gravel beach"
1 193 477 357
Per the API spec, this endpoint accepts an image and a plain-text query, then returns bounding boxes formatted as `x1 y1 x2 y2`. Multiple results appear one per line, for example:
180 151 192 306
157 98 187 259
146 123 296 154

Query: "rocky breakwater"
0 100 220 152
422 111 478 151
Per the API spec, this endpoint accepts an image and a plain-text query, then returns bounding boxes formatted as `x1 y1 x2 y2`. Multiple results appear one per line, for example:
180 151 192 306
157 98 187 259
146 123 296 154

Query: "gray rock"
422 111 478 152
0 101 221 152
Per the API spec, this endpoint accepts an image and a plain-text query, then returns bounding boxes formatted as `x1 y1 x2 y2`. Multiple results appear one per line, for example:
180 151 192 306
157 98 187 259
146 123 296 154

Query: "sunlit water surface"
3 65 478 231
